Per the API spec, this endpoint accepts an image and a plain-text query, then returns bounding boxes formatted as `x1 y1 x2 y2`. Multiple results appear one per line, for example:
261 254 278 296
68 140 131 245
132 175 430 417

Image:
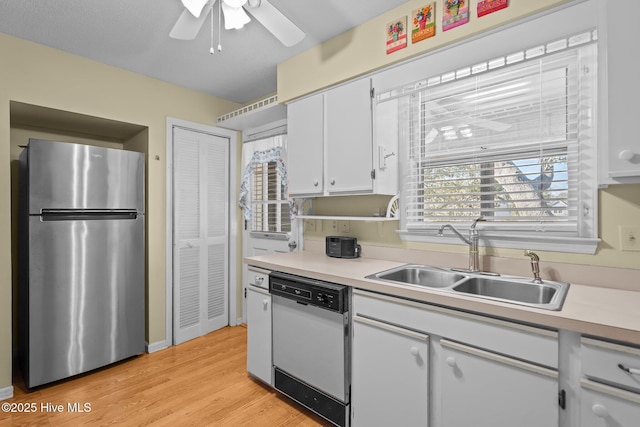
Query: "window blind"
386 32 597 237
251 161 291 233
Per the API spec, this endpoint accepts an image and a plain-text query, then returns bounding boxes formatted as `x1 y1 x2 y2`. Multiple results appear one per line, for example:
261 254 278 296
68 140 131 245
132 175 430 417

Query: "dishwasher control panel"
270 272 348 313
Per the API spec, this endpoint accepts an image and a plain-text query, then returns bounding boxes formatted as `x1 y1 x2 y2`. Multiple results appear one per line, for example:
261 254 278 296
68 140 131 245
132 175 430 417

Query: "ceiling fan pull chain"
210 2 215 54
218 0 223 52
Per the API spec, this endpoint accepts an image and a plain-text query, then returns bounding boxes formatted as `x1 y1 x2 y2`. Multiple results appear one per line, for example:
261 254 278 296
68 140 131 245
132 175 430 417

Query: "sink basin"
367 264 570 311
367 265 466 288
452 276 569 311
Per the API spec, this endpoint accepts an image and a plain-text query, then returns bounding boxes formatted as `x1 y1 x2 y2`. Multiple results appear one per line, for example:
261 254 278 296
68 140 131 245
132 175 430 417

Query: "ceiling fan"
170 0 305 47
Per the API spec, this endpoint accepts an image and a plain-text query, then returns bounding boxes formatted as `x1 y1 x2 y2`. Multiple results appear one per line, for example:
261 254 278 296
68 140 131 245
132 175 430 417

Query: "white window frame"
383 31 600 254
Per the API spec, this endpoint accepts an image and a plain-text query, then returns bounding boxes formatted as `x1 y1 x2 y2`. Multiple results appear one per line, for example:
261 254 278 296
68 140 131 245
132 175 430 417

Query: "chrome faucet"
438 217 485 272
524 250 543 284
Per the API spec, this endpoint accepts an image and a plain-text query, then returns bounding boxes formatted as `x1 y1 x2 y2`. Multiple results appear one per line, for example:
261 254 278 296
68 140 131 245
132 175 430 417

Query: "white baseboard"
0 385 14 401
146 340 168 354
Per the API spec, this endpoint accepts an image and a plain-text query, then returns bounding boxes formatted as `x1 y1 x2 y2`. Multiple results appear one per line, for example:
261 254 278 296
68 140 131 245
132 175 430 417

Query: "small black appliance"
325 236 361 259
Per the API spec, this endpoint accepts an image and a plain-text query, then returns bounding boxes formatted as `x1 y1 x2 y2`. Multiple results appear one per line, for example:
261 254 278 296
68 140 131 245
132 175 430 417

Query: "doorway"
239 132 298 322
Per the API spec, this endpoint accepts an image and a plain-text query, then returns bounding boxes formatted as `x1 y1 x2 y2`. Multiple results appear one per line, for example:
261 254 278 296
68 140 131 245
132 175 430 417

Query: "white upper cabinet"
325 78 374 194
600 0 640 184
287 78 397 197
287 93 324 195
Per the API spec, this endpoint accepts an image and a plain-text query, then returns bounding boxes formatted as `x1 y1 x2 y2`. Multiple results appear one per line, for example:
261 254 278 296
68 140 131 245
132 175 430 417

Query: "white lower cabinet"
580 381 640 427
351 289 560 427
440 340 559 427
579 337 640 426
351 315 429 427
246 285 272 385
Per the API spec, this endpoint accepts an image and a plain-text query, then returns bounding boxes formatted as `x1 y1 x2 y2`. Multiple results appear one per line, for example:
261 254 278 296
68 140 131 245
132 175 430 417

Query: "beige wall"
0 33 239 392
278 0 572 102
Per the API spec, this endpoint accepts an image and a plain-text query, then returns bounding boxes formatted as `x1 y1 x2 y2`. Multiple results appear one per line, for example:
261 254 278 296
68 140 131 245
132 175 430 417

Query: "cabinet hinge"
244 288 247 298
558 389 566 410
371 169 376 180
370 87 375 99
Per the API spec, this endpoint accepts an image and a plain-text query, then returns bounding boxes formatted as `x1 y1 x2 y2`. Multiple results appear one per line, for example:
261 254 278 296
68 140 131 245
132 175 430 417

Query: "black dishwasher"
270 271 350 427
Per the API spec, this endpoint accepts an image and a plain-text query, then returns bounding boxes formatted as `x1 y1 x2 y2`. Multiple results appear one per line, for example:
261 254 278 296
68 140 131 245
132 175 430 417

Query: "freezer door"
26 139 144 213
25 215 145 388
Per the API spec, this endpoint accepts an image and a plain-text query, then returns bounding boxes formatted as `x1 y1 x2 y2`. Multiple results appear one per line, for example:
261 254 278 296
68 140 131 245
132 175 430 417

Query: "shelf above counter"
296 215 398 222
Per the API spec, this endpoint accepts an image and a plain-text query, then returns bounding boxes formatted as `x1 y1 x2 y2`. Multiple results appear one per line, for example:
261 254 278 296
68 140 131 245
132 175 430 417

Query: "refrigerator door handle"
39 209 140 221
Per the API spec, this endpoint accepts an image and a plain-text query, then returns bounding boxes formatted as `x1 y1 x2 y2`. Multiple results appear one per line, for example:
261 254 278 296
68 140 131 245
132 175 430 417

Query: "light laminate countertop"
245 251 640 346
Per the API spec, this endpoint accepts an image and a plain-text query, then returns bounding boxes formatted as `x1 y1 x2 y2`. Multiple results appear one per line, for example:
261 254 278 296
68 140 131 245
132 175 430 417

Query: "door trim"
166 117 238 346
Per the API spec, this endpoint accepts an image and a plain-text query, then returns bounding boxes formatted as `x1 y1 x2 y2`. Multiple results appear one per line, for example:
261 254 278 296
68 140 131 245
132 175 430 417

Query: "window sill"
398 230 600 255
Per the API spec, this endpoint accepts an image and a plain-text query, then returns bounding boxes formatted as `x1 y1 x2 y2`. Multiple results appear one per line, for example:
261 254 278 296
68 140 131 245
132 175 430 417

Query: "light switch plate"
619 225 640 251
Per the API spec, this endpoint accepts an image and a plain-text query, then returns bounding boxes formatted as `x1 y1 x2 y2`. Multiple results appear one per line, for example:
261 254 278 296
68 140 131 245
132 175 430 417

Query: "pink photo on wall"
442 0 469 31
412 3 436 44
386 16 408 54
477 0 509 17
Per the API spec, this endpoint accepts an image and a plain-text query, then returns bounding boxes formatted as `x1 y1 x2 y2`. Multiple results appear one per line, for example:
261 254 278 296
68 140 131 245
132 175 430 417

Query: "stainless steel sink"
367 264 466 288
367 264 570 311
452 276 569 311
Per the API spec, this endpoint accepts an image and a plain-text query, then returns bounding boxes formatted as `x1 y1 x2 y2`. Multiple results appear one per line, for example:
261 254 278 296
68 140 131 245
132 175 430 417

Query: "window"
383 32 598 253
238 141 292 238
251 160 291 233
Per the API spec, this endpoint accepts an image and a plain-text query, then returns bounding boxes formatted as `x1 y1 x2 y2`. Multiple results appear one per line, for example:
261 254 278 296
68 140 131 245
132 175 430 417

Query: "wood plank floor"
1 326 329 426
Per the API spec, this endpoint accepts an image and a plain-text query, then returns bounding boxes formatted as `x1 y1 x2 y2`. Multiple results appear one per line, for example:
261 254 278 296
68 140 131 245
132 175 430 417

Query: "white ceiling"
0 0 407 104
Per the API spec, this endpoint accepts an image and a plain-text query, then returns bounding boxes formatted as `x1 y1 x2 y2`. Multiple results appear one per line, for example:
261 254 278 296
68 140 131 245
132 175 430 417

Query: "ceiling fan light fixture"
180 0 210 18
221 2 251 29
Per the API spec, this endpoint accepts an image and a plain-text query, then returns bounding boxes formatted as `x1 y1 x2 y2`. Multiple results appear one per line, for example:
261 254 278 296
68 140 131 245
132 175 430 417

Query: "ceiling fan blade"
170 0 215 40
246 0 305 47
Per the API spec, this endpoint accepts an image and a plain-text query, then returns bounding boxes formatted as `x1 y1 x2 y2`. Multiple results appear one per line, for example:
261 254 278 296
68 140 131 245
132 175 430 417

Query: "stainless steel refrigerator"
19 138 145 388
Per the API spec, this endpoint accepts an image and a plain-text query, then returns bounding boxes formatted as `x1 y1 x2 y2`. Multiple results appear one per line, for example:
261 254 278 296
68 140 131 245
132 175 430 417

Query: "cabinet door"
440 340 558 427
581 381 640 427
325 78 373 194
351 316 429 427
605 0 640 179
287 94 324 196
246 286 272 385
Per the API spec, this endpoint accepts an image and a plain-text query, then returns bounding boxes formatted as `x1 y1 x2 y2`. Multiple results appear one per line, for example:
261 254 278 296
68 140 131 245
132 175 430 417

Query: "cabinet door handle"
255 277 264 285
446 356 457 368
330 179 336 185
591 403 609 418
313 180 319 187
619 149 635 161
263 299 269 308
618 363 640 376
410 347 419 357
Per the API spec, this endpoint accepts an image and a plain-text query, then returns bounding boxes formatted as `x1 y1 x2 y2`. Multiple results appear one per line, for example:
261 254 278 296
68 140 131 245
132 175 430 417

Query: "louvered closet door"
173 127 229 345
